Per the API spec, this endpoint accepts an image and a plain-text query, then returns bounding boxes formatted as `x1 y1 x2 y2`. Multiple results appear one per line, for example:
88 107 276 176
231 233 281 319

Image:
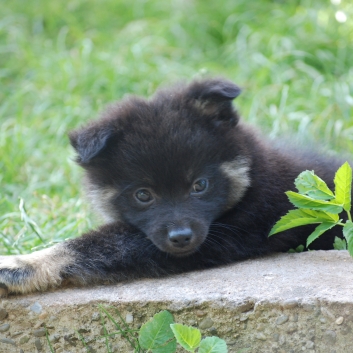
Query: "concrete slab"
0 250 352 353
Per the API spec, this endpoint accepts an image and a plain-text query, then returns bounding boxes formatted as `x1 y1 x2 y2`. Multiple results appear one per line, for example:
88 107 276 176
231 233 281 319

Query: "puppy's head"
69 78 251 256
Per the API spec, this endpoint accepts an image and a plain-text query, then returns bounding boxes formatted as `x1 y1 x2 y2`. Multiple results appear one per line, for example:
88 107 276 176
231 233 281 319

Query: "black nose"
168 228 193 248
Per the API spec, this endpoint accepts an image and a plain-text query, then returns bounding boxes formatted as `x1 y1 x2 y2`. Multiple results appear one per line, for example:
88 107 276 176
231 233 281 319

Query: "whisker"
211 222 252 235
208 231 246 252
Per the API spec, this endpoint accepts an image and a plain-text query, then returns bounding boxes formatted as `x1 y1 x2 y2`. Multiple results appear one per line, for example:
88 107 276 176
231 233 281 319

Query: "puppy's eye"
135 189 153 203
191 179 208 194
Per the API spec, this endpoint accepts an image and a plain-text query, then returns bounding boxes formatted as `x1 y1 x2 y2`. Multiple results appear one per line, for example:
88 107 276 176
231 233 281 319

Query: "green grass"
1 0 353 255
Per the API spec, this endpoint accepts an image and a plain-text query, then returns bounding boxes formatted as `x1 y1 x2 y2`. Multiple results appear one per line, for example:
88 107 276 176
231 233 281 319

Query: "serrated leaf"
334 162 352 212
286 191 343 214
295 170 334 200
310 210 339 222
139 311 176 352
333 236 347 250
269 209 338 236
198 337 228 353
170 324 201 352
343 221 353 257
306 222 338 247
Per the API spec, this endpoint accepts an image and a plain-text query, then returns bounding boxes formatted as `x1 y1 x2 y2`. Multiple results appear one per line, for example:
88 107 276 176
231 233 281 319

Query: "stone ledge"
0 250 352 353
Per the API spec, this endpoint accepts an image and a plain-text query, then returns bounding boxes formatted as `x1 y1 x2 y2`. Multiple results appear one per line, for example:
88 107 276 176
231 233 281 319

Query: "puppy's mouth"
168 248 198 258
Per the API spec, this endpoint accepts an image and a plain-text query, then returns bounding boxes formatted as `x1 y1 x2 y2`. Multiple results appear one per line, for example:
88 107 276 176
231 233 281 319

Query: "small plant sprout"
138 310 228 353
269 162 353 257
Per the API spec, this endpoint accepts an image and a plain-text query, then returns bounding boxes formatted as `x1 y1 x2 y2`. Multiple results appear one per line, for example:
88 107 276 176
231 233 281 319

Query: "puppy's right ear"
69 123 115 164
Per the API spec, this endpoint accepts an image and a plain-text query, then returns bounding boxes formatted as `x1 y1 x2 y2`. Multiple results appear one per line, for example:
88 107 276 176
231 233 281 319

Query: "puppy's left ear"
188 79 241 126
69 122 115 164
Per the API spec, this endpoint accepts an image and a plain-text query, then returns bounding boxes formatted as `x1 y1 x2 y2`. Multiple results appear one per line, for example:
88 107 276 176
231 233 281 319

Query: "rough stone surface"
0 250 352 353
0 310 7 321
0 324 9 333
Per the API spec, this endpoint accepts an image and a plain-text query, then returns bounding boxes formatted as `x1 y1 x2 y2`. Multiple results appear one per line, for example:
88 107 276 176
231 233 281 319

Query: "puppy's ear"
188 79 241 125
69 123 115 164
190 79 241 101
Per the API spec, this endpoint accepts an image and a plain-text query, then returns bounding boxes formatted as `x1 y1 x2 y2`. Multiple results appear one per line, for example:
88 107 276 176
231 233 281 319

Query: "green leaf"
269 209 338 236
295 170 334 200
296 244 305 252
306 222 338 247
151 340 177 353
334 162 352 212
288 244 305 253
333 236 347 250
343 221 353 257
170 324 201 352
286 191 343 214
139 311 176 353
198 337 228 353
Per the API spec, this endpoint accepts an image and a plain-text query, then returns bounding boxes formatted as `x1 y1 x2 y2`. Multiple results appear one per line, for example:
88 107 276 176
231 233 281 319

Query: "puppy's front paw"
0 255 34 297
0 245 75 296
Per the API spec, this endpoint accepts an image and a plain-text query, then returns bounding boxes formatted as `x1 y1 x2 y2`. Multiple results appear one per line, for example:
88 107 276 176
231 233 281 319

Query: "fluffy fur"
0 78 347 296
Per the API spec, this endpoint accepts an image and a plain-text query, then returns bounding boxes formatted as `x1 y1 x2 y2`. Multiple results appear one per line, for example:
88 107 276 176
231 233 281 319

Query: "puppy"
0 78 345 296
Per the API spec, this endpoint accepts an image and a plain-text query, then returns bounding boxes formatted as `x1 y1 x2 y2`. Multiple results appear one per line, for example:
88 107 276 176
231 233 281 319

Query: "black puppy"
0 78 344 296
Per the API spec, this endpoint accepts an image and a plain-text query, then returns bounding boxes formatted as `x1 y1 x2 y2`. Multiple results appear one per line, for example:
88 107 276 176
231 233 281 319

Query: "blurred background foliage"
1 0 353 254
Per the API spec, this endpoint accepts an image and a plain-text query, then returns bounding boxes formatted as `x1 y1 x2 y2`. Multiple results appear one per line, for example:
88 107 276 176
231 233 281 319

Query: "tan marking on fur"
193 99 219 115
85 181 120 223
220 157 251 208
0 244 74 294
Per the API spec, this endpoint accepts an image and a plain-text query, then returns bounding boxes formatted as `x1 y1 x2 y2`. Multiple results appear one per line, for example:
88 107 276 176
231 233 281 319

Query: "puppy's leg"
0 223 197 297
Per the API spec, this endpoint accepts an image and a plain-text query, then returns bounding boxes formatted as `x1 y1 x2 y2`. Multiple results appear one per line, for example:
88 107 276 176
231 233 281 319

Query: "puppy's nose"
168 228 193 248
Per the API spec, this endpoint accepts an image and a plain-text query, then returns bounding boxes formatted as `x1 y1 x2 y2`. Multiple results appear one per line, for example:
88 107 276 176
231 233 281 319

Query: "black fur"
0 78 347 295
62 78 347 283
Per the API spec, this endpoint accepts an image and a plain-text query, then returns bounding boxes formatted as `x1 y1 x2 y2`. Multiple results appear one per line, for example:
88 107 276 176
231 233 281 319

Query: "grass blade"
99 305 140 351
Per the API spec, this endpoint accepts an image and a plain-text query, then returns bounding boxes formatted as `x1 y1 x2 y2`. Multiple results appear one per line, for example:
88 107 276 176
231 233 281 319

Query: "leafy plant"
269 162 353 256
76 307 228 353
138 310 228 353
